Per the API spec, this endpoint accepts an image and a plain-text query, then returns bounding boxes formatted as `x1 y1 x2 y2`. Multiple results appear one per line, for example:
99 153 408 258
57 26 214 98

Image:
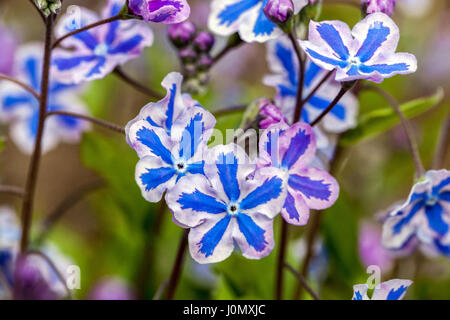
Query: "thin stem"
362 84 426 178
212 35 244 66
275 220 289 300
289 32 306 123
311 84 354 127
46 111 125 134
300 71 334 108
284 263 320 300
52 15 122 49
0 74 40 100
35 179 104 244
153 280 168 300
25 250 73 300
166 229 189 300
114 67 164 100
20 16 54 253
292 213 321 299
213 105 247 117
432 116 449 169
0 185 25 197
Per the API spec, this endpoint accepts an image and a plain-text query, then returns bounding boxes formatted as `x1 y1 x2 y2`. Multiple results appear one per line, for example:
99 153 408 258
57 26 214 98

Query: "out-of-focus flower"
89 277 136 300
52 0 154 84
193 31 215 53
397 0 432 18
0 25 18 76
208 0 308 43
361 0 396 17
265 36 358 132
352 279 412 300
382 170 450 254
300 13 417 83
166 144 287 263
168 21 197 48
263 0 295 26
0 208 73 300
0 43 90 154
258 122 339 225
126 72 216 203
358 222 393 272
128 0 190 24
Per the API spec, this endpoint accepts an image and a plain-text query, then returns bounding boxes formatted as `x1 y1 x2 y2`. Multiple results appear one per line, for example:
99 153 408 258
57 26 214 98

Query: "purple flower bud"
0 25 18 75
258 99 288 129
193 31 215 53
168 21 196 48
264 0 295 26
361 0 396 16
196 54 213 71
89 277 136 300
179 47 197 63
13 255 58 300
128 0 191 24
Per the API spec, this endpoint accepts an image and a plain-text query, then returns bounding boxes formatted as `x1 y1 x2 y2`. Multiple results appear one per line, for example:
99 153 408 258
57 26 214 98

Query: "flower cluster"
382 170 450 258
352 279 412 300
0 44 90 154
52 0 154 84
361 0 396 17
128 0 190 24
208 0 308 43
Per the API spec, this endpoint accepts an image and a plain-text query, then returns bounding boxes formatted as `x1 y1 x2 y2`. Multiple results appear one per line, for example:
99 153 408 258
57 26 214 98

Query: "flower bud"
178 47 197 63
361 0 396 17
168 21 196 48
34 0 61 17
128 0 191 24
196 54 213 71
193 31 215 53
258 99 287 129
264 0 295 28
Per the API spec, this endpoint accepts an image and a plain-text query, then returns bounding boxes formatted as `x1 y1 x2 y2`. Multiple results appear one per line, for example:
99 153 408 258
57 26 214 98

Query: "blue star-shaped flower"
0 44 90 154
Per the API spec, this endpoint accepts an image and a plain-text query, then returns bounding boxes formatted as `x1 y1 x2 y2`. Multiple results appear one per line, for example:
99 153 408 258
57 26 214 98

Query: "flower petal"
352 284 369 300
281 189 310 226
372 279 413 300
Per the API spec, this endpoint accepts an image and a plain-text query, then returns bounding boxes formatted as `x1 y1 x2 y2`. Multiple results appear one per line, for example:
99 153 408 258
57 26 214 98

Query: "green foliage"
340 88 444 146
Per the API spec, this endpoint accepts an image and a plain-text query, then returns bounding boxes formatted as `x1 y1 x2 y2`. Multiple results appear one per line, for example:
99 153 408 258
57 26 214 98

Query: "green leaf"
340 88 444 146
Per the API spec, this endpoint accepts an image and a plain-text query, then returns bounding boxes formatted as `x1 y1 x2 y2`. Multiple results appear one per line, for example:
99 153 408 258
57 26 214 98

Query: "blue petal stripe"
165 84 177 132
356 22 390 63
275 42 297 87
217 0 260 26
48 104 79 129
353 291 363 300
28 111 39 138
433 177 450 194
53 55 98 71
253 0 276 36
216 152 241 202
316 23 350 60
25 57 40 91
179 113 205 160
288 174 331 200
359 63 410 75
433 239 450 256
178 189 227 214
197 215 231 257
440 191 450 202
136 127 174 165
305 48 349 68
304 62 322 88
86 57 106 77
186 161 205 175
282 129 312 169
386 286 408 300
425 203 448 236
2 95 32 110
284 192 300 222
74 31 99 51
108 35 144 54
308 95 346 120
140 166 175 191
392 200 424 234
278 84 297 97
240 176 283 210
236 214 268 252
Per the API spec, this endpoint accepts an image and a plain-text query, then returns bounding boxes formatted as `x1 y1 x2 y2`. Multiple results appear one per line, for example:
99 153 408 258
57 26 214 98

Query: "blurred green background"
0 0 449 300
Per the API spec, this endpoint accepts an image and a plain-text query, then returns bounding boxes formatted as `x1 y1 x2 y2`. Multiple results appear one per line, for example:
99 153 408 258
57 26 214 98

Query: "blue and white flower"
166 144 287 263
52 0 154 84
264 36 359 132
382 169 450 252
300 13 417 83
208 0 308 43
352 279 412 300
126 73 216 203
0 43 90 154
258 122 339 225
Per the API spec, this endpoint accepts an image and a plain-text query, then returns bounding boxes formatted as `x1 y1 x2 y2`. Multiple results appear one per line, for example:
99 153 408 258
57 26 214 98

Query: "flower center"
426 195 438 206
348 56 360 66
94 43 109 56
175 161 187 173
227 203 239 216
